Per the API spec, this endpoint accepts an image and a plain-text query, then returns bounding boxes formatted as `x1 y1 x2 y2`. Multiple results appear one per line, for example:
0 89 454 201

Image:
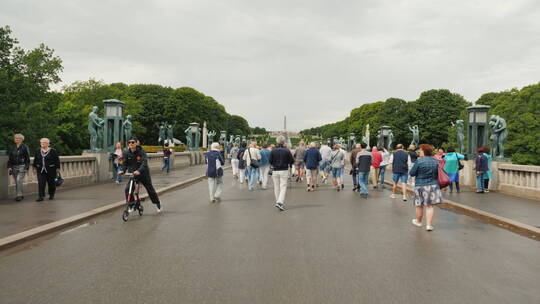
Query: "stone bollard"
0 154 8 199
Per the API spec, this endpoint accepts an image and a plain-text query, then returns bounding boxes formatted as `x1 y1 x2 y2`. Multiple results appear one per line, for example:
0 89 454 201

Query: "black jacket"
33 148 60 175
269 146 294 171
7 144 31 170
121 146 149 175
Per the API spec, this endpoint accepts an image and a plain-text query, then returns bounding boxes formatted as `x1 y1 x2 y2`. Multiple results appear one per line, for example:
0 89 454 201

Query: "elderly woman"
409 144 442 231
206 142 225 203
7 134 31 201
32 138 60 201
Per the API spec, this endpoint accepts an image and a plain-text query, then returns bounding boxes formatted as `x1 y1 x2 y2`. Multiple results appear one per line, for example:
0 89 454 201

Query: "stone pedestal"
82 151 110 182
0 155 8 199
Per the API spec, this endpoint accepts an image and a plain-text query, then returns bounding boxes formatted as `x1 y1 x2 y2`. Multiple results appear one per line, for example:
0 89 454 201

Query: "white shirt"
243 147 261 166
320 145 332 161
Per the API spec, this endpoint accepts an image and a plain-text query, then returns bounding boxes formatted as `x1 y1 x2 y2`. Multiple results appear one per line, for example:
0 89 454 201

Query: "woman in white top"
378 146 390 189
243 141 261 191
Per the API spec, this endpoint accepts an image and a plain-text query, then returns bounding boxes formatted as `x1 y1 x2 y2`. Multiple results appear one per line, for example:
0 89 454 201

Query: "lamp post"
103 99 125 153
466 105 491 159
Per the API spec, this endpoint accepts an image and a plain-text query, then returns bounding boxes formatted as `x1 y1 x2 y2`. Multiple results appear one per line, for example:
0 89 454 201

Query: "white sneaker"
426 225 434 231
402 196 407 202
412 219 422 227
156 204 163 213
390 194 396 199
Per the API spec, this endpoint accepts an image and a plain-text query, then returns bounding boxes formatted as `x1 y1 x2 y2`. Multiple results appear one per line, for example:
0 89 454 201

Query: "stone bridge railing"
0 151 207 199
496 164 540 201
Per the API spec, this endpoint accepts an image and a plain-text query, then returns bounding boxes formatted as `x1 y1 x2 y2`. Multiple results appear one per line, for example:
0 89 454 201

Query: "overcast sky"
2 0 539 131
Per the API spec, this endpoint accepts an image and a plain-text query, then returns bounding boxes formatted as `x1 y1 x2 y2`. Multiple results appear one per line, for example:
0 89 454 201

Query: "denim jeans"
379 165 386 185
351 166 358 188
358 171 370 195
476 172 486 192
247 166 260 190
115 165 122 183
162 157 170 173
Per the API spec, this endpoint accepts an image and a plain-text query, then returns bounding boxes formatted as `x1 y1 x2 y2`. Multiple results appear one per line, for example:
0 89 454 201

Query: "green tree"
0 25 63 153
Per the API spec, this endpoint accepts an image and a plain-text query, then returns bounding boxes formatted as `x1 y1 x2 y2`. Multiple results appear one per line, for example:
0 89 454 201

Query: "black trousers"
125 174 160 205
37 171 56 198
351 166 358 187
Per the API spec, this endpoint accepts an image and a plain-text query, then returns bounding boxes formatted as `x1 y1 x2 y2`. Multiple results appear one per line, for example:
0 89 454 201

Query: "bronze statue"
409 125 419 146
123 115 132 143
88 106 104 151
456 120 464 154
489 115 508 158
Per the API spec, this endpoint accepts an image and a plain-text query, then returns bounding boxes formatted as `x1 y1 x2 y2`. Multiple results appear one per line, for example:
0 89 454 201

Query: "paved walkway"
0 165 208 238
1 173 539 303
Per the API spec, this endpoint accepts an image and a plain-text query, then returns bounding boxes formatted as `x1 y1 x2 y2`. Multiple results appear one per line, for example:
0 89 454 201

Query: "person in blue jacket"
206 142 225 202
474 146 489 193
304 142 322 191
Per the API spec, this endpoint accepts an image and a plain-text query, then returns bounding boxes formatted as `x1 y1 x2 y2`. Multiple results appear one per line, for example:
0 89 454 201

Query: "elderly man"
7 134 31 201
269 136 295 211
349 143 362 192
303 142 322 191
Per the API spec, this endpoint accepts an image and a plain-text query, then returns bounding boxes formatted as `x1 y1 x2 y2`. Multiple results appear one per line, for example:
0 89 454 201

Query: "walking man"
304 142 322 191
389 144 411 201
319 141 332 183
269 136 295 211
370 146 382 189
349 143 361 191
356 143 372 198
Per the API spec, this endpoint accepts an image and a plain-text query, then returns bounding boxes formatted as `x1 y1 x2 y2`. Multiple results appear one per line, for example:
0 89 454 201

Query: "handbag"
248 148 259 168
55 171 64 187
457 154 464 170
437 160 450 189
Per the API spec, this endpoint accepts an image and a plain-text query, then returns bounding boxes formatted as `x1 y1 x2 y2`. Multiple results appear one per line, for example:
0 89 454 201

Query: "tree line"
0 25 252 155
301 83 540 165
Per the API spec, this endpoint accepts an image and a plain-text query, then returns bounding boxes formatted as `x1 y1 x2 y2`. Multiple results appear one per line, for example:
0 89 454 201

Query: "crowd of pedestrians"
204 135 495 233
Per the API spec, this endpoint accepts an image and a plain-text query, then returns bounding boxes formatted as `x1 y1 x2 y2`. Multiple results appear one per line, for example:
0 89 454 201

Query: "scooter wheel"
138 204 144 216
122 210 129 222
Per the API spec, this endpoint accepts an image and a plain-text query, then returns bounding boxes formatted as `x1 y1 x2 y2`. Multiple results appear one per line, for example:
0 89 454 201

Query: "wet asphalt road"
1 174 539 304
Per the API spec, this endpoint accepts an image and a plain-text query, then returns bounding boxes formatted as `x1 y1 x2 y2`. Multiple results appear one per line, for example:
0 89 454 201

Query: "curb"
383 181 540 241
0 166 230 251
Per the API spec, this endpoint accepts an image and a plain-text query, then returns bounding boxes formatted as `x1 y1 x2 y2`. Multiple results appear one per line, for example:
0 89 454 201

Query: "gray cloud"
2 0 539 131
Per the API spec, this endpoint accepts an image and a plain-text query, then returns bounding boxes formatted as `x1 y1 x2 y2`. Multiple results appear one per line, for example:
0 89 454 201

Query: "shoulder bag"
248 148 259 168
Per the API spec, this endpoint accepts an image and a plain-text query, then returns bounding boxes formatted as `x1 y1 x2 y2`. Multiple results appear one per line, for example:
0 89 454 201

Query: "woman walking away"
237 143 247 184
7 134 31 201
378 146 390 189
294 141 306 182
482 146 492 193
259 143 271 190
206 142 225 203
474 146 488 193
113 141 124 184
330 144 345 191
243 141 261 191
443 146 464 193
230 143 240 178
409 144 442 231
33 138 60 202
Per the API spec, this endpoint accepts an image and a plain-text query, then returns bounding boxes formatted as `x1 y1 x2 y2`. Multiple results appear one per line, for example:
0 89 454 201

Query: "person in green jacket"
443 146 465 193
483 146 492 193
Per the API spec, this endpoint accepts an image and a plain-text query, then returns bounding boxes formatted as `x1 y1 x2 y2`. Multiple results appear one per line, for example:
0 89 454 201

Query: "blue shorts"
392 173 408 183
319 161 331 173
331 168 343 178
